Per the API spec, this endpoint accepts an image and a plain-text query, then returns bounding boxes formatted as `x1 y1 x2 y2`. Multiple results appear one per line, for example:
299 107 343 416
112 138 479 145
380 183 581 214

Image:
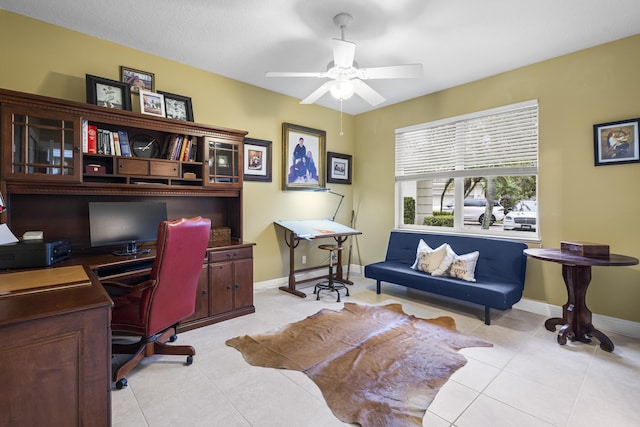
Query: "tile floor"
111 276 640 426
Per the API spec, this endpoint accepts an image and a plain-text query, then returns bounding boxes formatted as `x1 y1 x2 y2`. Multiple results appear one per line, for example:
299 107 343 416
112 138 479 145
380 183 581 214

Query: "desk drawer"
118 158 148 175
150 160 179 177
208 246 252 263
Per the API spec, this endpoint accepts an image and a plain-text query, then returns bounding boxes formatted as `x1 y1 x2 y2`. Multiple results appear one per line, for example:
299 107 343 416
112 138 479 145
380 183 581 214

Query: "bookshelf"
0 88 247 245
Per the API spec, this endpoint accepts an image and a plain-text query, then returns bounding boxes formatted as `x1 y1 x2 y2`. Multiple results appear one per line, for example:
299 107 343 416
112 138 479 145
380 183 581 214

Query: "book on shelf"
87 124 98 154
105 129 113 155
164 133 181 160
188 138 198 162
118 130 132 156
97 129 105 154
174 135 185 160
179 135 191 162
82 120 88 153
112 131 121 156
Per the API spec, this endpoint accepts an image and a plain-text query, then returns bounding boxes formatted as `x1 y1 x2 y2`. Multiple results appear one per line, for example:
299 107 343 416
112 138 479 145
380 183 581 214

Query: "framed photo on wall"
282 123 326 191
158 91 194 121
120 66 155 94
85 74 131 111
243 138 272 182
327 152 352 185
593 118 640 166
139 90 166 117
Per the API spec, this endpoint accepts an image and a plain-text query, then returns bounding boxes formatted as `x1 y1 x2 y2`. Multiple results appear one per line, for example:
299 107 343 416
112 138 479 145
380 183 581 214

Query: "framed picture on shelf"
243 138 272 182
158 91 194 121
327 152 352 184
139 90 166 117
85 74 131 111
120 66 155 94
282 123 326 191
593 118 640 166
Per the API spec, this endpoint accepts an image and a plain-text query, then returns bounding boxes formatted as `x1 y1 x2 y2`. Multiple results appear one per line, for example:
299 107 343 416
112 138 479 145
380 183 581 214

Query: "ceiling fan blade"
357 64 423 80
300 81 332 104
332 38 356 68
266 71 328 78
351 79 386 106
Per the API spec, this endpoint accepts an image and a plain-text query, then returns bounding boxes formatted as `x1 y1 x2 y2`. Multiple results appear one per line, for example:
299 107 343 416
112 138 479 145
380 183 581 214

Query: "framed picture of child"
243 137 272 182
327 152 352 185
282 123 326 191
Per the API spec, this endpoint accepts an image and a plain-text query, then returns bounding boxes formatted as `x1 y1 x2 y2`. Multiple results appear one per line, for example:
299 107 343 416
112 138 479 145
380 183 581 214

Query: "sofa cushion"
432 245 480 282
411 240 448 274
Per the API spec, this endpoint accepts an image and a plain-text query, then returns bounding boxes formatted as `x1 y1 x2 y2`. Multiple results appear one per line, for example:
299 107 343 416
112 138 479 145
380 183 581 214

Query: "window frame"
394 100 540 240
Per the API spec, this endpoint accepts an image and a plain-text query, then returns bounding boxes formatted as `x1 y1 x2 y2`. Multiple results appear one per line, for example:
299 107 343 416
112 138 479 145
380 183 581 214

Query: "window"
395 100 538 238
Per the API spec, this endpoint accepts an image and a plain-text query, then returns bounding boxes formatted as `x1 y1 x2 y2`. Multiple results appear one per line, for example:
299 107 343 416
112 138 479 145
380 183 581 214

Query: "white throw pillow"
432 246 480 282
411 240 449 274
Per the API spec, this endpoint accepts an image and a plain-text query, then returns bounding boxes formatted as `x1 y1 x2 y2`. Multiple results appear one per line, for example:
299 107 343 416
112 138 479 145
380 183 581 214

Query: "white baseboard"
254 265 640 339
253 264 363 291
513 298 640 339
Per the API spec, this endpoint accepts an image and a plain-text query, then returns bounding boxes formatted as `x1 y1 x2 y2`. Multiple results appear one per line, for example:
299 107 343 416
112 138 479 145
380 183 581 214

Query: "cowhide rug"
226 303 491 426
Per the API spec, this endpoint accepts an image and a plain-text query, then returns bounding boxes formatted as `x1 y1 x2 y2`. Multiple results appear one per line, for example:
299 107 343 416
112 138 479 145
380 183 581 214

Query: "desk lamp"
314 187 344 222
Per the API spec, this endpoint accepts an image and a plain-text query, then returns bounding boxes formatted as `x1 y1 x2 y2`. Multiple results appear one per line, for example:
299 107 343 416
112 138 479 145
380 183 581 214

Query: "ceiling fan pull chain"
340 99 345 136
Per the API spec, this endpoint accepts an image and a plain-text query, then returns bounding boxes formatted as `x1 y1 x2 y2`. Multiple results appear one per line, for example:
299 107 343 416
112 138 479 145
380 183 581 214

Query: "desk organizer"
211 226 231 242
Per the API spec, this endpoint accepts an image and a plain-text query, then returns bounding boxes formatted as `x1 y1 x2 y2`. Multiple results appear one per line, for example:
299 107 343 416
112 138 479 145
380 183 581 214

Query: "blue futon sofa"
364 231 528 324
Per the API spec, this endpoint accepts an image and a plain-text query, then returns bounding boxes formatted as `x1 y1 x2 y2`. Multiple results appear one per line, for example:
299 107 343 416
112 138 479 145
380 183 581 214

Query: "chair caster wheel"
115 378 128 390
186 355 193 365
169 334 178 342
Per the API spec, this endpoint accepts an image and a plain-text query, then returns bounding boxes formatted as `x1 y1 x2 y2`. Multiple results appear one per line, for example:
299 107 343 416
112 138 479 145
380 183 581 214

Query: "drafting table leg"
278 230 307 298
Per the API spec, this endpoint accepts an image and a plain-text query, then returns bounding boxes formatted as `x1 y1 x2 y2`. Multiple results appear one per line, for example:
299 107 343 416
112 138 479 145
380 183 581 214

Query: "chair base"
112 326 194 389
314 279 349 302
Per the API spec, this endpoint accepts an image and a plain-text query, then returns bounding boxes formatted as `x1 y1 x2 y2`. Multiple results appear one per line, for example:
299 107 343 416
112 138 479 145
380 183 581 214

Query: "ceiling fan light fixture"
329 80 355 100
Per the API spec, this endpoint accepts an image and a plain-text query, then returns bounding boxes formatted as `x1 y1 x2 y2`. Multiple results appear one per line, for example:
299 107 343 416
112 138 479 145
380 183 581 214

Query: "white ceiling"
2 0 640 115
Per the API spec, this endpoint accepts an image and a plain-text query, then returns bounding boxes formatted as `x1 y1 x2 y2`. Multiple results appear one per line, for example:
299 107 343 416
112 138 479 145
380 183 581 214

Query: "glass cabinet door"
205 137 241 186
2 105 81 182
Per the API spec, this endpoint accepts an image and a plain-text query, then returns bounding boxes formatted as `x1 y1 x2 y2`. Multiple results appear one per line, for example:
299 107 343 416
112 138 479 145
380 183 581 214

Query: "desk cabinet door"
210 261 234 314
182 263 209 323
2 104 82 182
233 257 253 309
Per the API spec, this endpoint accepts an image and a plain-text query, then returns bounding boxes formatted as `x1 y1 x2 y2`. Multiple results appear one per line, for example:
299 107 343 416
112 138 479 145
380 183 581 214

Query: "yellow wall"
2 11 639 322
0 10 355 284
354 35 640 322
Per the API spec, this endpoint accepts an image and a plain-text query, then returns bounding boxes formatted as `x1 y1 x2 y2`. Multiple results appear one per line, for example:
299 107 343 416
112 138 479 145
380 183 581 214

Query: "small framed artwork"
139 90 166 117
158 91 194 121
120 66 154 94
85 74 131 110
243 137 272 182
282 122 326 191
593 118 640 166
327 152 352 184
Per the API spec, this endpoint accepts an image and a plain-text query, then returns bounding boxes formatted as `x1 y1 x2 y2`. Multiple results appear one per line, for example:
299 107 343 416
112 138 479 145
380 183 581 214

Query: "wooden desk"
274 220 361 297
0 265 112 426
524 248 638 352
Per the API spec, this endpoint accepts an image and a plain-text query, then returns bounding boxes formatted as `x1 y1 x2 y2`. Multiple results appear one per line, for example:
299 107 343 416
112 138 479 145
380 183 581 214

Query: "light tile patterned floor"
111 276 640 426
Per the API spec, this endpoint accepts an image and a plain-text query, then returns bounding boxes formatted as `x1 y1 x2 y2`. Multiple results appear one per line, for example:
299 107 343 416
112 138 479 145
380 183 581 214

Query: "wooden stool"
314 244 349 302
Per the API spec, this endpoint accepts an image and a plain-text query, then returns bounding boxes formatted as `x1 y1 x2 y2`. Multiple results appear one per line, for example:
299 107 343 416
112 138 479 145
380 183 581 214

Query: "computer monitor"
88 201 167 256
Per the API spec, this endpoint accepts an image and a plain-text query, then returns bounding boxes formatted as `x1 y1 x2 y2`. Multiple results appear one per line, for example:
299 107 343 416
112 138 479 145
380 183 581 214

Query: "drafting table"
274 219 361 297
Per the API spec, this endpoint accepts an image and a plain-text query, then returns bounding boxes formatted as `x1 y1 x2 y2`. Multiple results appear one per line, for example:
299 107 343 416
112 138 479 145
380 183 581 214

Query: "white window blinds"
395 100 538 181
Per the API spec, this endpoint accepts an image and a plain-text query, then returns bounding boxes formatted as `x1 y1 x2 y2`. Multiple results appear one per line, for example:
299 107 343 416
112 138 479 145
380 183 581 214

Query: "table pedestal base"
544 317 614 352
544 264 614 352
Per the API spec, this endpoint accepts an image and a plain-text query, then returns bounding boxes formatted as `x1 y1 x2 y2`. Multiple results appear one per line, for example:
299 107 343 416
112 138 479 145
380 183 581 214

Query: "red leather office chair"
106 216 211 389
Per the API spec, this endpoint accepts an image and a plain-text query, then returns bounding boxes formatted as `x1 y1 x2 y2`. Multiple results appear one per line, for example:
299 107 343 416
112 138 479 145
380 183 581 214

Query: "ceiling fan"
266 13 423 106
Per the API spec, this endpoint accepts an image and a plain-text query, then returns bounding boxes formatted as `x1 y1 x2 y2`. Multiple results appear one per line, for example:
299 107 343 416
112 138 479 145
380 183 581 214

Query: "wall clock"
131 134 161 158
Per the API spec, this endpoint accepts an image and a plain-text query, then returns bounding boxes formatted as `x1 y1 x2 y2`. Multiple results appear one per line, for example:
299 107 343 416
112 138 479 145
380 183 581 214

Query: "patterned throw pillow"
432 245 480 282
411 240 449 274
